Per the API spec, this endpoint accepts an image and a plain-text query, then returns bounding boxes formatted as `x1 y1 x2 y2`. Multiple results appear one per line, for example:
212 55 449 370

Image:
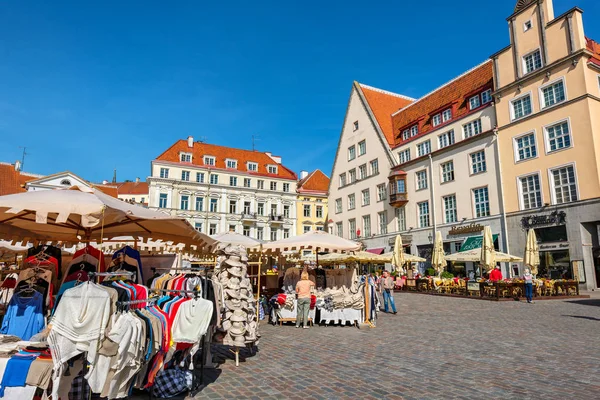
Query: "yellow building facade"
296 170 330 235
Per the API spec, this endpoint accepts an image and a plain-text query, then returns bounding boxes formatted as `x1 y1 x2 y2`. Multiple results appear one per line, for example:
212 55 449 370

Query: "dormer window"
268 165 278 174
402 129 409 140
432 114 441 127
481 89 492 104
247 162 258 172
203 156 215 166
226 159 237 169
442 109 452 122
180 152 192 163
410 125 418 137
469 95 481 110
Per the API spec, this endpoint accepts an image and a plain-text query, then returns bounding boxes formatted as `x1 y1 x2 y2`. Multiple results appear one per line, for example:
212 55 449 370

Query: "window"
141 197 145 203
60 179 71 186
349 169 356 184
441 161 455 183
514 133 537 161
396 207 406 232
247 162 258 172
159 193 168 208
257 202 264 216
402 129 409 140
244 178 251 188
432 114 441 127
303 225 311 234
519 174 542 210
226 159 237 169
511 95 532 120
339 173 347 187
473 187 490 217
229 200 237 214
358 164 367 180
256 227 264 240
180 153 192 162
282 183 290 192
358 140 366 156
416 170 428 190
336 222 343 237
377 184 387 201
335 198 342 214
348 194 356 210
257 180 264 190
228 225 236 233
204 156 215 166
524 20 532 31
481 89 492 104
443 195 457 223
398 149 410 164
378 212 387 234
349 219 357 239
181 171 190 181
438 130 455 149
194 222 202 232
370 159 379 175
463 119 483 138
523 49 542 74
209 198 218 212
195 197 203 211
417 140 431 157
210 174 218 185
270 229 278 241
541 80 566 108
243 201 251 214
469 95 481 110
316 205 323 218
180 195 189 210
159 168 169 179
395 179 406 194
353 121 359 131
470 150 487 174
270 204 277 216
243 226 250 237
418 201 430 228
551 165 578 204
442 109 452 122
229 176 237 187
283 204 290 218
410 125 418 137
363 215 371 237
545 121 571 152
196 172 205 183
283 228 290 239
303 204 311 217
270 182 277 191
268 165 278 174
348 145 356 161
209 224 217 235
361 189 370 206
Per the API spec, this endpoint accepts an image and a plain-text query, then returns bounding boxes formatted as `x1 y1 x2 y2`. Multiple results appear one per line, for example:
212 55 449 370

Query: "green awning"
460 234 499 252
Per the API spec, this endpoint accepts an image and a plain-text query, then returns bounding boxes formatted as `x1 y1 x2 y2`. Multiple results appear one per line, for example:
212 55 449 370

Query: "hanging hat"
230 310 246 322
225 256 244 268
225 299 242 310
222 319 232 331
240 277 251 288
231 334 246 347
229 322 247 336
228 266 243 277
225 289 241 299
227 277 241 289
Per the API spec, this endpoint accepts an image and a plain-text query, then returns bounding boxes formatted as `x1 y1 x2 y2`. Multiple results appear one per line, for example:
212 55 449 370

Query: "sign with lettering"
467 282 480 291
521 211 566 230
449 223 484 236
538 242 570 251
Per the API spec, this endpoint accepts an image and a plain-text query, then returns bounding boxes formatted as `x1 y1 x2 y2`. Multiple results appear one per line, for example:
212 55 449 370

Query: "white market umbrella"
445 249 522 263
524 229 540 276
211 231 262 251
392 235 406 272
480 226 497 272
0 240 28 261
382 252 426 263
431 231 446 275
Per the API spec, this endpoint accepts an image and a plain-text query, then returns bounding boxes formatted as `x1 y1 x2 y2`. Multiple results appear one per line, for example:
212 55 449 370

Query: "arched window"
60 179 71 186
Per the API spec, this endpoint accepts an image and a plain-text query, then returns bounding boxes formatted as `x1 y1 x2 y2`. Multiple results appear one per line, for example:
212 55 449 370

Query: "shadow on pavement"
562 314 600 321
566 299 600 307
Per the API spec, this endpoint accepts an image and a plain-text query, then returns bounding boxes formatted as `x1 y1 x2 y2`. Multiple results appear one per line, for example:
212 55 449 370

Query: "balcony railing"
269 214 285 222
241 212 258 220
389 192 408 207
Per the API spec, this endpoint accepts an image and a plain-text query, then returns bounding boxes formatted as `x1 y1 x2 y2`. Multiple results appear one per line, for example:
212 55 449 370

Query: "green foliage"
441 271 454 279
425 268 436 276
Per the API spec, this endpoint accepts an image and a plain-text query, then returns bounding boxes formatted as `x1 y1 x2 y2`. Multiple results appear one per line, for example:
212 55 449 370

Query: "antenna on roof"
252 134 260 151
112 169 117 184
18 146 28 170
198 136 208 143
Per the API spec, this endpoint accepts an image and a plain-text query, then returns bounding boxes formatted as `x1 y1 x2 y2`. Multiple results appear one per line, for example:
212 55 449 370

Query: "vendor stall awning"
366 247 385 255
460 234 498 251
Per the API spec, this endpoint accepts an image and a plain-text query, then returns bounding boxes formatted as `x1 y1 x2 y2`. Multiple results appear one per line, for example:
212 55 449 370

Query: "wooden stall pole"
255 245 263 321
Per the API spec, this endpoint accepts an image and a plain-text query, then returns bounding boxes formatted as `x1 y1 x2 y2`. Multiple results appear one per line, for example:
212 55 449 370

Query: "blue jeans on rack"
383 289 396 313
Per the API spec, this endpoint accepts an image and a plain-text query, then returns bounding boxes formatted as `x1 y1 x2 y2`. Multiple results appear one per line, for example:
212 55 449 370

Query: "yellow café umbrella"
392 235 406 272
480 226 497 272
524 229 540 276
431 231 446 275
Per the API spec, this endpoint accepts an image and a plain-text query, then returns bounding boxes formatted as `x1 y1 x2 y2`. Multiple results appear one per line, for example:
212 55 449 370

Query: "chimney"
135 177 140 183
14 161 21 172
187 136 194 148
102 180 109 185
300 170 308 180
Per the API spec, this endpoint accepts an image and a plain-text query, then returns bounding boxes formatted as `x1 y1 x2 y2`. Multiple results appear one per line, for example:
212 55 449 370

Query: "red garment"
309 295 316 310
132 283 148 309
24 256 59 277
167 297 190 334
276 294 286 305
72 245 106 272
489 269 503 282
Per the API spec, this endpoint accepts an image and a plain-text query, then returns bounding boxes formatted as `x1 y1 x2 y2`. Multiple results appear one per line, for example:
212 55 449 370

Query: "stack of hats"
213 243 259 347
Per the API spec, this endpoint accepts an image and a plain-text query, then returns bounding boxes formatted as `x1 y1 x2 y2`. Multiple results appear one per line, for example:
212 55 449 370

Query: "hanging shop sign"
448 223 484 236
538 242 570 251
520 211 566 230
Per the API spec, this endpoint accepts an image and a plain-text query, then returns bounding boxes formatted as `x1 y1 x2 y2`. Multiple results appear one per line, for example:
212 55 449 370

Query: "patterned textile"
323 295 334 312
259 303 265 320
152 368 192 398
69 372 90 400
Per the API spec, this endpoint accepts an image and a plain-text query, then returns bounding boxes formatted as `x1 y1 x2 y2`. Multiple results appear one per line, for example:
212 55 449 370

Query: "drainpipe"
429 154 437 241
493 129 511 277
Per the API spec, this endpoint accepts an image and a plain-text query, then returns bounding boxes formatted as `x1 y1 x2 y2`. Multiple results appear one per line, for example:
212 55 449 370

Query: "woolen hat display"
228 266 243 277
230 310 246 322
225 299 242 310
224 289 241 299
224 256 244 268
229 322 246 336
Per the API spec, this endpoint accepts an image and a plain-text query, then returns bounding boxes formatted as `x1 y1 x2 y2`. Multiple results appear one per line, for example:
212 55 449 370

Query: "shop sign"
449 223 484 236
520 211 566 230
467 282 480 291
388 235 412 245
538 242 570 251
460 234 499 251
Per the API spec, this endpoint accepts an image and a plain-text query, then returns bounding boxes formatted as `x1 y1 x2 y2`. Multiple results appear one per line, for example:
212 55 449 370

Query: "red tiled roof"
0 163 40 196
392 61 493 148
155 140 297 180
586 37 600 66
115 181 149 195
297 169 329 194
359 84 414 146
93 184 119 198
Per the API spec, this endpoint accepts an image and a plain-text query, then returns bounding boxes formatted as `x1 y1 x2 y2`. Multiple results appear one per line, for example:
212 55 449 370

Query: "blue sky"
1 0 599 182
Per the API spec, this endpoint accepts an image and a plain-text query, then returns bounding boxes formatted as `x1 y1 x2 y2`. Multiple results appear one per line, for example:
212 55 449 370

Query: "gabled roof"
297 169 330 194
0 163 41 196
93 184 119 198
391 60 493 147
115 181 149 195
358 84 414 146
155 140 297 180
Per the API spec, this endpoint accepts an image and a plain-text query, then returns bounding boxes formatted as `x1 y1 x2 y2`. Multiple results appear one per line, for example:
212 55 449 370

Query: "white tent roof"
262 231 361 253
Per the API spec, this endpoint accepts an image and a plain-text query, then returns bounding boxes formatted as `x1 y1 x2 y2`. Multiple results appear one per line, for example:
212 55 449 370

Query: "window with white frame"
244 178 251 188
270 229 278 241
316 205 323 218
348 145 356 161
418 201 430 228
443 195 457 223
257 180 264 189
181 170 190 181
432 114 441 127
303 225 311 234
283 228 290 238
402 129 410 140
243 201 251 214
335 198 342 213
395 179 406 194
378 211 388 234
339 173 347 187
348 193 355 210
514 133 537 161
417 140 431 157
358 140 366 156
247 162 258 172
370 159 379 175
481 89 492 104
463 119 483 138
268 165 278 174
363 215 371 237
195 197 203 211
551 165 578 204
441 161 455 183
469 95 481 110
524 20 532 31
303 204 311 217
229 176 237 186
541 80 566 108
519 174 542 210
396 207 406 231
256 227 264 240
377 184 387 201
229 200 237 214
243 226 250 236
361 189 370 206
511 94 532 120
283 205 290 218
194 222 203 232
416 170 428 190
336 222 343 237
470 150 487 174
210 174 218 185
226 159 237 169
204 156 215 166
180 153 192 162
270 181 277 191
209 224 217 235
159 193 168 208
438 130 455 149
159 168 169 179
523 49 542 74
257 202 264 215
410 125 418 137
209 198 218 212
349 168 356 184
473 187 490 217
283 183 290 192
545 121 571 152
349 219 357 239
398 149 410 164
442 109 452 122
196 172 204 183
358 164 367 180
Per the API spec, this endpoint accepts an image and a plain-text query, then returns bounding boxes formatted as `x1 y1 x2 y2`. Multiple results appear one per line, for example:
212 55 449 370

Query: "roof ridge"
392 59 493 117
358 83 415 101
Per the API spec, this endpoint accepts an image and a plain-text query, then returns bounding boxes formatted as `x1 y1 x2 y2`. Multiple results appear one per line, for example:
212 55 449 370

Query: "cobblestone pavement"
145 292 600 399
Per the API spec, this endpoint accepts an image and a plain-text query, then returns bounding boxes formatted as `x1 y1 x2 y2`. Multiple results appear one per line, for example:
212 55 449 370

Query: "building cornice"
546 7 584 28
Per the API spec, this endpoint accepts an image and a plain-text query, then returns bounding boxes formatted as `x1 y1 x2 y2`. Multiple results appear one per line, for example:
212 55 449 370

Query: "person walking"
523 268 534 303
379 271 397 314
295 271 315 328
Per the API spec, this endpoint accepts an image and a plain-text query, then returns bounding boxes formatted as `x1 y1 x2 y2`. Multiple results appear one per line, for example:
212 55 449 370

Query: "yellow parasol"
392 235 406 272
480 226 497 272
431 231 446 275
524 229 540 276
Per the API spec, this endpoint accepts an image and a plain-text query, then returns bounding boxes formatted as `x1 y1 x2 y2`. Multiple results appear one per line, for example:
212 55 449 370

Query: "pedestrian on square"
379 271 397 314
295 271 315 329
523 268 534 303
489 265 503 281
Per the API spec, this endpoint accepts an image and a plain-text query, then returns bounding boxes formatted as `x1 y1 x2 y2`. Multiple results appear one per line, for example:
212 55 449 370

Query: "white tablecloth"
318 307 363 325
277 301 316 321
